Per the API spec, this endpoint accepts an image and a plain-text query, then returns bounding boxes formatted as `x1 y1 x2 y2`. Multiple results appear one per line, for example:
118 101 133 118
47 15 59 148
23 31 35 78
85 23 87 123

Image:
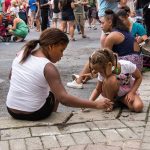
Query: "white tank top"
6 51 51 112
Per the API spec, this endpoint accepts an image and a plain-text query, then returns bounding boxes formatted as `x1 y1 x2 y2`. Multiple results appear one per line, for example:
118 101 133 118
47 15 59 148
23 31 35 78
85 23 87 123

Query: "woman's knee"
133 100 144 113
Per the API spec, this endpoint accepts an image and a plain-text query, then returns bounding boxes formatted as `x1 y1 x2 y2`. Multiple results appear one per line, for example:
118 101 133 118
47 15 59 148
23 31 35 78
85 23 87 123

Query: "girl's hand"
94 98 114 110
125 92 135 104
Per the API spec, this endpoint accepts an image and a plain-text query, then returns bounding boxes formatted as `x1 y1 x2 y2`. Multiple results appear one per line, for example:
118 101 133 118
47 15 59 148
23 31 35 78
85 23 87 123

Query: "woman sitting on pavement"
117 6 148 44
67 9 143 89
8 14 29 42
88 48 143 112
117 6 150 70
6 28 113 121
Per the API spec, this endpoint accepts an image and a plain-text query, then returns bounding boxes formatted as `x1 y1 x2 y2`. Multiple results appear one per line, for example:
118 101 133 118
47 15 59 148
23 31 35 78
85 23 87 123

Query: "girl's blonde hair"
89 48 117 70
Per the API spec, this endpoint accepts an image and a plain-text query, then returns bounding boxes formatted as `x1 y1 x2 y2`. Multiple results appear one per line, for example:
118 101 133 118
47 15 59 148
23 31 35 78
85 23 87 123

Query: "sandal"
82 35 87 38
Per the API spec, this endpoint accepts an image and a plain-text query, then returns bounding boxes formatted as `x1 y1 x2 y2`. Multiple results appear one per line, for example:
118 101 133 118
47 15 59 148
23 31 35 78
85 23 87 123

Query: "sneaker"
82 35 87 38
72 74 79 80
67 80 83 89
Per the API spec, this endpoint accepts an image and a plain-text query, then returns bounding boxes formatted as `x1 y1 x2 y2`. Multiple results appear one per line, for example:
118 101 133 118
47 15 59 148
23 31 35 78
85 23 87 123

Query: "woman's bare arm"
44 63 113 109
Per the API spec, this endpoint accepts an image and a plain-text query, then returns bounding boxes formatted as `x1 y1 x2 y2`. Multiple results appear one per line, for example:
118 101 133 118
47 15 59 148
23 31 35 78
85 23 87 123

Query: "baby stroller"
0 12 13 42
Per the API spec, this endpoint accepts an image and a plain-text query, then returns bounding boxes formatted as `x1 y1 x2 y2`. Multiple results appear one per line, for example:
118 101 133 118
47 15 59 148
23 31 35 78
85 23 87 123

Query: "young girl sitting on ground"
89 48 143 112
6 28 113 121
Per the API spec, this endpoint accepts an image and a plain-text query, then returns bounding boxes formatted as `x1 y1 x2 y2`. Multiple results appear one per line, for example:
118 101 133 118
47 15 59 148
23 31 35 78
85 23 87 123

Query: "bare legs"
101 75 143 112
36 17 41 32
60 20 75 40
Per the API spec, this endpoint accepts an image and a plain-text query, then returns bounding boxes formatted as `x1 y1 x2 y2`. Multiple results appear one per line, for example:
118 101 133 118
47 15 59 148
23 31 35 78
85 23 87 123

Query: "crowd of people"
0 0 149 41
1 0 150 120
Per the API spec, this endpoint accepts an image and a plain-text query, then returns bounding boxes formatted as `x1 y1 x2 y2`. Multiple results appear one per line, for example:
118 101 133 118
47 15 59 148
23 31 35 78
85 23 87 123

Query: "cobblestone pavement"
0 25 150 150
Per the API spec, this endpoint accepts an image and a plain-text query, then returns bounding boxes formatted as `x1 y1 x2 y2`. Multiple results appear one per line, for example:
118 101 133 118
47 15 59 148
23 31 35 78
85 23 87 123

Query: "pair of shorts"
53 12 61 19
74 13 85 27
88 7 98 19
62 11 75 21
7 92 55 121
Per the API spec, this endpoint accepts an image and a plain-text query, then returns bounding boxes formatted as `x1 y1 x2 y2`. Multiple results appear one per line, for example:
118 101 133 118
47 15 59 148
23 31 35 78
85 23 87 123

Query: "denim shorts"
62 11 75 21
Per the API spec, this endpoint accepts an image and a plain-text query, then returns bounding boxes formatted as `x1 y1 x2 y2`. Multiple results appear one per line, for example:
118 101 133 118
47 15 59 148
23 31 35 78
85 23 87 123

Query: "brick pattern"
0 73 150 150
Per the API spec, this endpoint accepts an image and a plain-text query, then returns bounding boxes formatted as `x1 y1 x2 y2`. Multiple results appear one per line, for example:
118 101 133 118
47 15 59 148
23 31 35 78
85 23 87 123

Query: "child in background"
89 48 143 112
9 0 19 17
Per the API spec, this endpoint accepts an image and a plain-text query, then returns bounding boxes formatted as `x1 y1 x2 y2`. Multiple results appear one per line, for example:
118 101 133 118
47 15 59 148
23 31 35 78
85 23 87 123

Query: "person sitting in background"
9 0 19 17
8 14 29 42
117 6 148 44
117 6 150 70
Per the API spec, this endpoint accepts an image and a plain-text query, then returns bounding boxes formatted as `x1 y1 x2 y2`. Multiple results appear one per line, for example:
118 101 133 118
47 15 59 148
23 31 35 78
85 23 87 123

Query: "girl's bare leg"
122 95 143 112
102 75 119 101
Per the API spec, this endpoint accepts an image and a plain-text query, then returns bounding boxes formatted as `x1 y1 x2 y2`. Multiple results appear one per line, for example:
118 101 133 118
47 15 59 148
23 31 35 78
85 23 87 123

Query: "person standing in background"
59 0 75 41
40 0 50 31
51 0 61 28
35 0 41 31
29 0 37 28
73 0 88 38
5 0 11 12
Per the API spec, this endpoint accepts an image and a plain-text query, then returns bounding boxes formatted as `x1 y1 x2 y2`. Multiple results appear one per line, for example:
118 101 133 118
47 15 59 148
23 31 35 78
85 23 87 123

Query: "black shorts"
88 7 98 19
7 92 55 121
61 11 75 21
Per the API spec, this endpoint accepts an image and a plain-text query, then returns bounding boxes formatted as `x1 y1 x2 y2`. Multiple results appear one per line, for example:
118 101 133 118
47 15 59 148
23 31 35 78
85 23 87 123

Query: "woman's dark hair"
89 48 118 73
117 6 131 17
104 9 129 32
20 28 69 63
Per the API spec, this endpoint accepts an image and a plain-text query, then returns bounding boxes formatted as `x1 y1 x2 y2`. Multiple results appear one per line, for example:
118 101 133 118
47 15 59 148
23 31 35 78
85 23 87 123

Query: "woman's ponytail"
20 40 40 63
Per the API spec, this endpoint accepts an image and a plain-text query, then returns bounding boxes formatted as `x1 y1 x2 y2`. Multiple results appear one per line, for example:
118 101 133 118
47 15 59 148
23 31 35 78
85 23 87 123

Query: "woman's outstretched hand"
94 98 114 110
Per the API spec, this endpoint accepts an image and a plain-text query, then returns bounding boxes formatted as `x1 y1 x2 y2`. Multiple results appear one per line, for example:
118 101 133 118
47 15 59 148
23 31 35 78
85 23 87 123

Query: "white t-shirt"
6 51 51 112
10 6 19 17
98 60 137 96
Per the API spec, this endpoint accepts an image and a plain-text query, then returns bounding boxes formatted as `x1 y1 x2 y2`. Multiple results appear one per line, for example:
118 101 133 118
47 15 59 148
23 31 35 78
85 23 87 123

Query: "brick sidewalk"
0 72 150 150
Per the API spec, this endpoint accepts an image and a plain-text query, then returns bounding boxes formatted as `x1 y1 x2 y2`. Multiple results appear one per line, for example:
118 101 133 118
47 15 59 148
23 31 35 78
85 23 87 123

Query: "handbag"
140 38 150 56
